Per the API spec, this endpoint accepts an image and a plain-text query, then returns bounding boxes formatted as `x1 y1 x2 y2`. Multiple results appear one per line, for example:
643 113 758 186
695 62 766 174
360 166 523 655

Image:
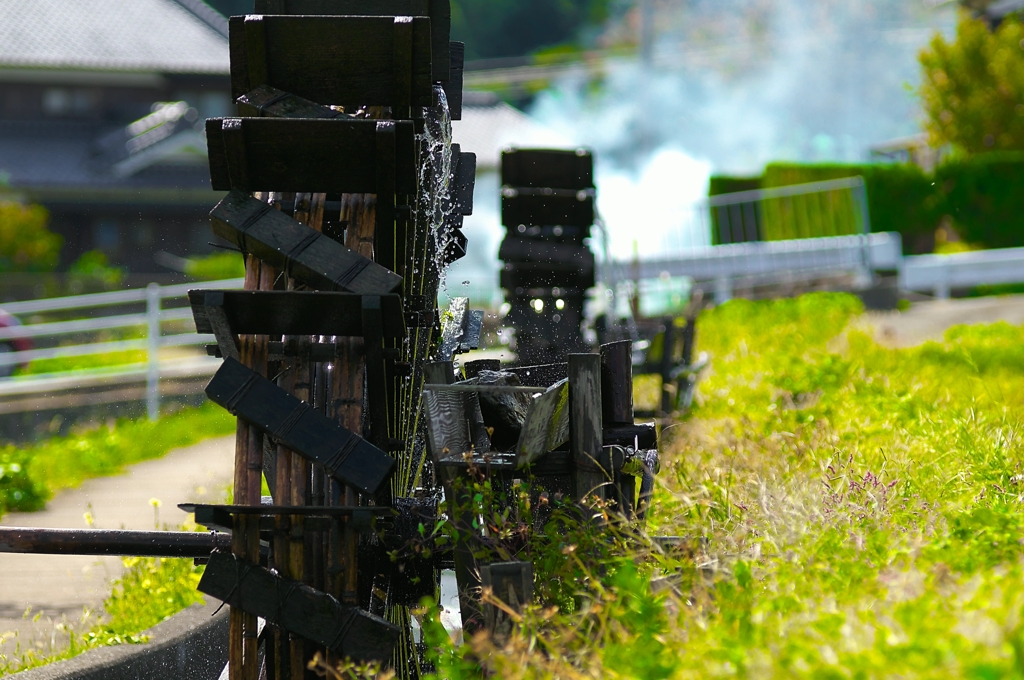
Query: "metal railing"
901 247 1024 299
0 278 243 418
601 177 876 301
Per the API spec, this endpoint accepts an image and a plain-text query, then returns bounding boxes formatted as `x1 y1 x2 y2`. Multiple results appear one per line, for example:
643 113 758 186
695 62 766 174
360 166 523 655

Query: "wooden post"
601 340 634 516
659 318 676 417
569 353 604 502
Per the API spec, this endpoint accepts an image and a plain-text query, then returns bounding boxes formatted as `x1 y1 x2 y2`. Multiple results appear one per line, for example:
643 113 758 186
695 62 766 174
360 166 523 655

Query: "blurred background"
1 0 1023 435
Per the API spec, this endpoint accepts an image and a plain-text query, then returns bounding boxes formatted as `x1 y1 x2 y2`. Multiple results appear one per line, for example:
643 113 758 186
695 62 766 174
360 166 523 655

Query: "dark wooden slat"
236 85 343 119
252 0 451 82
600 340 634 426
501 148 594 190
438 297 483 360
503 362 567 387
501 192 595 228
498 238 595 268
206 358 396 495
373 121 398 273
190 290 405 339
500 265 595 291
569 354 605 500
0 527 230 558
604 423 657 450
199 292 240 361
443 41 464 119
210 190 403 295
207 118 417 194
198 551 400 662
480 561 532 645
231 15 434 109
515 378 569 467
449 146 476 216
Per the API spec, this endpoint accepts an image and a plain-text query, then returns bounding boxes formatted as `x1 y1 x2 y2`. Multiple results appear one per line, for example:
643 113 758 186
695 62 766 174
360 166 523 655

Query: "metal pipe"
0 527 231 557
146 282 161 420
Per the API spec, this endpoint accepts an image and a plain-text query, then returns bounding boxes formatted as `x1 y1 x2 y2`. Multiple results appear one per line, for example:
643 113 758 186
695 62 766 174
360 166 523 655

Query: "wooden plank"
501 191 594 228
207 118 417 194
604 422 657 450
569 354 605 501
423 386 471 462
500 265 595 291
210 190 403 295
480 561 532 646
501 148 594 190
0 527 230 558
600 340 633 426
447 145 475 216
443 41 463 119
503 362 567 387
236 85 343 119
498 237 595 268
252 0 451 82
206 358 396 495
515 378 569 467
231 16 434 109
189 290 405 339
198 551 400 662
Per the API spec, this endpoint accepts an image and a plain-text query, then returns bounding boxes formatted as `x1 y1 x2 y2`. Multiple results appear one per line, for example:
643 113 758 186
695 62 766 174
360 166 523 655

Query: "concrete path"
865 295 1024 348
0 435 234 660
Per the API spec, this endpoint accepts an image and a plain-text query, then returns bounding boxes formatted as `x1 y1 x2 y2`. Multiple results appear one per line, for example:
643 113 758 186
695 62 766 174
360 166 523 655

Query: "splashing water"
418 85 457 289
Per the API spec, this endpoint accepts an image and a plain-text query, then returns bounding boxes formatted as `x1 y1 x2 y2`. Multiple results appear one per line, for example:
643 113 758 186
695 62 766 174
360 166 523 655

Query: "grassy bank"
0 402 234 517
420 293 1024 679
0 549 205 675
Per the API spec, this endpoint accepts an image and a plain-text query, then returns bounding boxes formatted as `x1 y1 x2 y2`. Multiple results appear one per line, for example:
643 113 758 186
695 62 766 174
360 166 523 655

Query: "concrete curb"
12 600 228 680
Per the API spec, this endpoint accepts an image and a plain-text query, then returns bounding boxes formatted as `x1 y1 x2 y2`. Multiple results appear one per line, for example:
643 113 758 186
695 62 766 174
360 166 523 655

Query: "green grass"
0 549 205 675
412 292 1024 679
0 402 234 518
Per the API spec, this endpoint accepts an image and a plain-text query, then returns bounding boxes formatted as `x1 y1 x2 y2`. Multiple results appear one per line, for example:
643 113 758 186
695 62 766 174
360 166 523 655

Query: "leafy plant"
67 250 124 287
0 546 206 674
0 402 234 518
918 11 1024 153
185 251 245 280
350 292 1024 679
0 199 62 273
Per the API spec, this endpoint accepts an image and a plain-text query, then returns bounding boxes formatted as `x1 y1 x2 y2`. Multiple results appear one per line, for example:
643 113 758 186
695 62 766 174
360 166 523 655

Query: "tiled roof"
0 0 229 74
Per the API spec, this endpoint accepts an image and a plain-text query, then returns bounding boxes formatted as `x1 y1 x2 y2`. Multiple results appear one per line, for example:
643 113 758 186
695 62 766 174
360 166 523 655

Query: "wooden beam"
501 148 594 190
189 290 405 340
569 354 605 501
501 191 595 228
198 551 400 662
207 118 417 194
231 15 434 109
251 0 451 82
206 358 396 495
210 190 403 296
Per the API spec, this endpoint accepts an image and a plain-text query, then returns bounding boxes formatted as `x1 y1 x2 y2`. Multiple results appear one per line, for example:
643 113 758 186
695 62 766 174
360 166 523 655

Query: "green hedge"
762 163 941 253
707 176 763 244
714 157 1024 252
935 152 1024 249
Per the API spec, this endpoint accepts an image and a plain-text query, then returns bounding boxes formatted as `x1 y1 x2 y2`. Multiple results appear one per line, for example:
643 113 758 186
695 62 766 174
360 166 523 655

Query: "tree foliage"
918 12 1024 153
452 0 609 60
0 199 62 273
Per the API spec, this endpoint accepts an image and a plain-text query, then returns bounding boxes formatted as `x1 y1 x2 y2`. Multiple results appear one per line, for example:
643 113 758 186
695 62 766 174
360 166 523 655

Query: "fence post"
854 178 873 288
146 283 161 420
713 276 732 304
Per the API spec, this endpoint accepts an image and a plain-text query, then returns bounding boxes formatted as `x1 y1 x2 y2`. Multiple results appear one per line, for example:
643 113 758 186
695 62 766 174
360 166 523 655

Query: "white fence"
901 247 1024 299
0 278 243 418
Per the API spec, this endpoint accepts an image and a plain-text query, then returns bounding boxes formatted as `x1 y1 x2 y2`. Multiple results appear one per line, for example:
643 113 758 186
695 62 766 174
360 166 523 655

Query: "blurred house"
0 0 230 273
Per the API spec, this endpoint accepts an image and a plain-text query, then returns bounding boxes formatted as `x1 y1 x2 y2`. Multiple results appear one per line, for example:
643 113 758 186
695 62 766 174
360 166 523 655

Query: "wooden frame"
230 15 434 113
252 0 451 83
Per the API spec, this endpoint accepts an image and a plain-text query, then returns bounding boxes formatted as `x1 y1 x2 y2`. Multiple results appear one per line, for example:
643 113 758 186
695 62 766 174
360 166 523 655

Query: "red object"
0 309 31 353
